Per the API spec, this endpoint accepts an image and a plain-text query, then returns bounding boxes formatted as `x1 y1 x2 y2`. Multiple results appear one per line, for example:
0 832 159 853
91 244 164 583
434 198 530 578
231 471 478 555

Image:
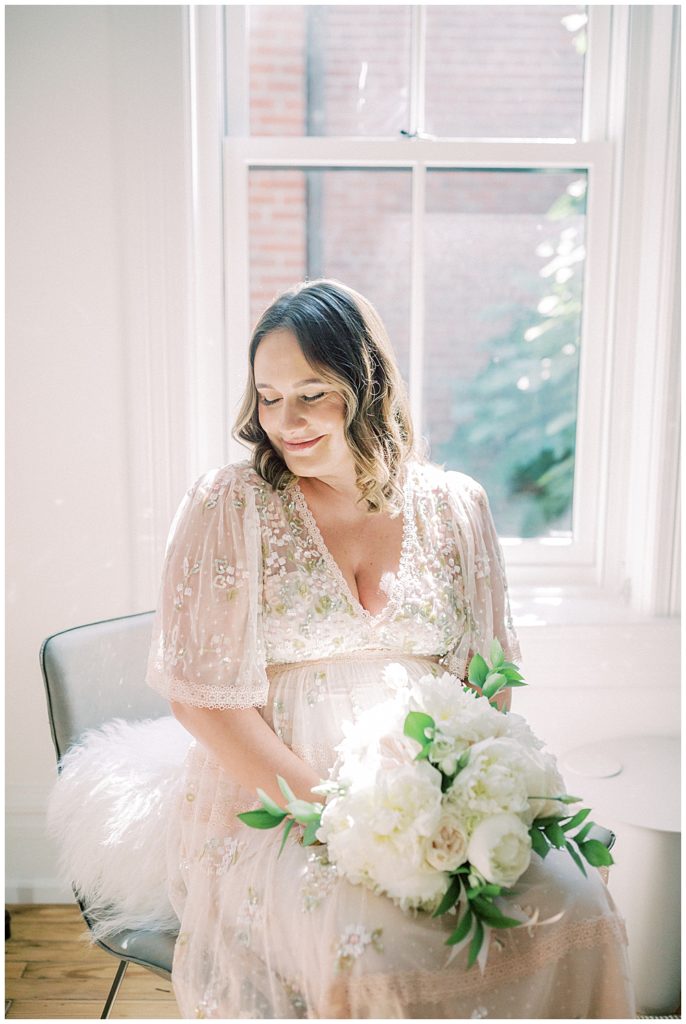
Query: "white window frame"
185 4 680 616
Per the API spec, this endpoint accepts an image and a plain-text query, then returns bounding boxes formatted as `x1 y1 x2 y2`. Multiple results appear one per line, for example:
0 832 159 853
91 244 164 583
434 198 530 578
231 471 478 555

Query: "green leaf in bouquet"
414 745 432 762
572 821 594 844
564 839 588 878
277 775 298 805
543 822 568 848
278 817 296 858
404 710 436 747
501 668 525 683
529 826 551 859
482 672 507 699
432 874 462 918
446 906 473 946
467 653 489 686
554 794 583 805
236 808 286 829
471 897 523 929
578 838 614 867
286 799 322 823
561 807 592 832
500 661 523 674
256 788 288 818
467 918 485 969
490 638 505 667
302 820 322 846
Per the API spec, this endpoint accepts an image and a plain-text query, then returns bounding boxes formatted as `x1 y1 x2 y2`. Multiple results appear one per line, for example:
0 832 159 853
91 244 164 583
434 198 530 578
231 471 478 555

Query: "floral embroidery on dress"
333 924 384 971
305 669 328 706
300 848 338 911
236 886 262 948
199 835 241 876
175 556 201 610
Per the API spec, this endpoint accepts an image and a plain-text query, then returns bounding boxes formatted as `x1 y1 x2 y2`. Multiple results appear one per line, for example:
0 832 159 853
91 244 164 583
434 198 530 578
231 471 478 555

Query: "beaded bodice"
248 460 468 667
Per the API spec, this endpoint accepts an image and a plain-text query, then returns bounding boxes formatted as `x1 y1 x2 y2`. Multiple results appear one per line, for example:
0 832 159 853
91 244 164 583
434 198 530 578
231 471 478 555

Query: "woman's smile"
282 435 325 451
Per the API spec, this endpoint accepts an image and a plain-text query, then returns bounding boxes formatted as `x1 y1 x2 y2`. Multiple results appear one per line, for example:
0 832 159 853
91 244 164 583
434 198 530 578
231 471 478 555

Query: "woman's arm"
170 701 322 808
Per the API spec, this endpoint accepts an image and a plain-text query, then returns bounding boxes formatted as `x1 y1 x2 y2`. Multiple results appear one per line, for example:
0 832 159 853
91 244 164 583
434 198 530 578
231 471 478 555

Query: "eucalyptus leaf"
471 898 523 928
446 907 473 946
561 807 591 832
564 839 587 877
432 875 462 918
277 775 297 804
236 809 285 829
544 822 568 848
302 820 322 846
404 711 436 746
467 918 485 968
278 817 296 858
578 839 614 867
286 799 322 823
529 827 550 859
468 653 489 686
256 788 287 817
490 638 505 667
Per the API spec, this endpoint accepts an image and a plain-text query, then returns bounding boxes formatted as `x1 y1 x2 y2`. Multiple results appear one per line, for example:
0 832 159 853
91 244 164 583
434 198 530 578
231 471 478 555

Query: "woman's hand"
170 701 325 808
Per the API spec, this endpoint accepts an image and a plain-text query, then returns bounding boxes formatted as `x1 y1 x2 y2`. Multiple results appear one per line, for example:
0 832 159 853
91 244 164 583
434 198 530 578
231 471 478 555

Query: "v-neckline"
290 464 414 623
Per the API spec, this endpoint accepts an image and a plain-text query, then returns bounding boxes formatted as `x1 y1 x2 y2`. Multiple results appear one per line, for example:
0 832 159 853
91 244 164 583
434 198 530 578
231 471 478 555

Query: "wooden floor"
4 905 181 1019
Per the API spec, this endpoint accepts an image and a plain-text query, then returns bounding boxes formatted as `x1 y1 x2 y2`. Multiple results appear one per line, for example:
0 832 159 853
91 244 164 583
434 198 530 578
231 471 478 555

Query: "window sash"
216 4 616 590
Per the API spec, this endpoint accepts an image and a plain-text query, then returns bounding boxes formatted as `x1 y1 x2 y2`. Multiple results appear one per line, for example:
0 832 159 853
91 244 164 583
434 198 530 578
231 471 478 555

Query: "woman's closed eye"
259 392 326 406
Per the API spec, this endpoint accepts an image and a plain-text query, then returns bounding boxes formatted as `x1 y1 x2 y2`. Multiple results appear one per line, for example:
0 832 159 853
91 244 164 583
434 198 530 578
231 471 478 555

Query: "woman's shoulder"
412 458 486 504
185 459 271 507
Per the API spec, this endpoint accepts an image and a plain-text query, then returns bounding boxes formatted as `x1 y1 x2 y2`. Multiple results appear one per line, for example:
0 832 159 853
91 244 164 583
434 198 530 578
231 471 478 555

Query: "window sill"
508 585 675 628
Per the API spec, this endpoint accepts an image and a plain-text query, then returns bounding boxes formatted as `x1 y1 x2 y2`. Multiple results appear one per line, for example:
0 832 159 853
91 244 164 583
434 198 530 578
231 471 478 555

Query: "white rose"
425 809 469 872
467 813 532 887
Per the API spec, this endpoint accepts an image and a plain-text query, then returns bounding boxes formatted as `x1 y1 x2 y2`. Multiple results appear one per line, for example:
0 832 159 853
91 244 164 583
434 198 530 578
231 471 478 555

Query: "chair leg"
101 959 128 1019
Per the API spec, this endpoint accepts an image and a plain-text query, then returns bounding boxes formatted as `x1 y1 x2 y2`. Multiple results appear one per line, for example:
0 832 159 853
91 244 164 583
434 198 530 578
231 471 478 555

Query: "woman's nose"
280 399 307 431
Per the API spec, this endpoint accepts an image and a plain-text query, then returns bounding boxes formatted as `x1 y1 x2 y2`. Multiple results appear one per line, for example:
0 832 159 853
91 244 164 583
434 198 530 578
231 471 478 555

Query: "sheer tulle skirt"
166 654 636 1019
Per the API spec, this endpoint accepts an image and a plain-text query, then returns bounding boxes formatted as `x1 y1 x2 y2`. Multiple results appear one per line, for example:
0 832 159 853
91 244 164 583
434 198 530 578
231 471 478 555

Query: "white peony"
317 759 449 911
445 737 532 834
467 813 532 887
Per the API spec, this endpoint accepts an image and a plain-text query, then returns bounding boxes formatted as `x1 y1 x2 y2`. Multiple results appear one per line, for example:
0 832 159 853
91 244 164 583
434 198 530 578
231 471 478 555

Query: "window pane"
425 6 587 140
248 6 411 137
249 168 412 375
424 169 587 538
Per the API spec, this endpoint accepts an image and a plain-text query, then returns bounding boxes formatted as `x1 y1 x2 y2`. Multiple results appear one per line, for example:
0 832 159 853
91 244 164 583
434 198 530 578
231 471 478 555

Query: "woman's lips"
282 435 324 451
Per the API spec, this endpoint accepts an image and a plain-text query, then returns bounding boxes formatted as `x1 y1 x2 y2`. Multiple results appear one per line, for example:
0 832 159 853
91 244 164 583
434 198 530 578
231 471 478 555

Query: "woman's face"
253 328 352 478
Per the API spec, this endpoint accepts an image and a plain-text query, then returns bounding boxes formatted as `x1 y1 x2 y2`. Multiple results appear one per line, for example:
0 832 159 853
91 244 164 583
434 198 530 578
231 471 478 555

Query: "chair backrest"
40 611 169 763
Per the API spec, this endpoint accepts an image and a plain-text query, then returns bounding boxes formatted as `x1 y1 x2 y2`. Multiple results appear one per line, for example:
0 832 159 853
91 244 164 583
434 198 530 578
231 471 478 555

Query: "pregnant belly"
262 652 444 778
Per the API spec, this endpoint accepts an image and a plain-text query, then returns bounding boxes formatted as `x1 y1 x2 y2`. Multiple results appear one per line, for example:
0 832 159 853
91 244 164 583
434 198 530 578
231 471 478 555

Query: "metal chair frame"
40 610 177 1019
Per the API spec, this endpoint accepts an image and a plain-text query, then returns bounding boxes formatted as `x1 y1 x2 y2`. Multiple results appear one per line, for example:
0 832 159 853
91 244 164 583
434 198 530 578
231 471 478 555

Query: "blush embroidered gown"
145 458 636 1019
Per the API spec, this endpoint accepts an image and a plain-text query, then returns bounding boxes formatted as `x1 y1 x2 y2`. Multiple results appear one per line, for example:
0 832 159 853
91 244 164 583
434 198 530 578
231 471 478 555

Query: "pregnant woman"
146 278 636 1018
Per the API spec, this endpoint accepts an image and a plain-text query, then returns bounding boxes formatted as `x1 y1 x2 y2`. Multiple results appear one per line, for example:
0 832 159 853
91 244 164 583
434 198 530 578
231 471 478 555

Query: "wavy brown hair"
232 279 427 515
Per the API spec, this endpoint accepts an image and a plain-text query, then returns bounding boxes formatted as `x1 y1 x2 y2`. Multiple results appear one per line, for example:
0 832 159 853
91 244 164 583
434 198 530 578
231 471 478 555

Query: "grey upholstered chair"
40 610 178 1019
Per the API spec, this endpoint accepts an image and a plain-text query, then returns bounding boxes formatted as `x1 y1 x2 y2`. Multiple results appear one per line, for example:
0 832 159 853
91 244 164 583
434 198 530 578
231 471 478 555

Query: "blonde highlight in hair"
232 279 428 515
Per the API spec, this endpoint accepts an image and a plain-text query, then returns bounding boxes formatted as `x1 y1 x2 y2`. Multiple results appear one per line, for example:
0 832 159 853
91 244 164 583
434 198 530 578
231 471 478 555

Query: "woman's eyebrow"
255 377 325 388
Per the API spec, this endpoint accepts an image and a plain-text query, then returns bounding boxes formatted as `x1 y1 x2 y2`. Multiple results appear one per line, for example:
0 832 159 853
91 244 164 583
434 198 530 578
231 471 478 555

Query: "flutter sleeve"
441 471 522 679
145 463 269 709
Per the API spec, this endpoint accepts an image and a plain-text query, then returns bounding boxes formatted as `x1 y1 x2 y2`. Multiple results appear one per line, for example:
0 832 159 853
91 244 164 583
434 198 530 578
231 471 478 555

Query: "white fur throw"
46 715 192 940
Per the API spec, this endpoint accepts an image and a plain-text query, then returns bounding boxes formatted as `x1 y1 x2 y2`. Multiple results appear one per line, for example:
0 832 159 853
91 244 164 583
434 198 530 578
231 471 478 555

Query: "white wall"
6 5 192 900
5 5 680 903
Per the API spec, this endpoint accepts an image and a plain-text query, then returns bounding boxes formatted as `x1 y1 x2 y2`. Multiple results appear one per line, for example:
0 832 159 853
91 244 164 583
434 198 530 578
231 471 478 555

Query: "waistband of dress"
265 650 443 676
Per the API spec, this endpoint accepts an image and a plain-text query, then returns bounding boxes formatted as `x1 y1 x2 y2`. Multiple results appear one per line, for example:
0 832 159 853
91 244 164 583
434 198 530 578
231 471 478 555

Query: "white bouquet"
239 641 613 970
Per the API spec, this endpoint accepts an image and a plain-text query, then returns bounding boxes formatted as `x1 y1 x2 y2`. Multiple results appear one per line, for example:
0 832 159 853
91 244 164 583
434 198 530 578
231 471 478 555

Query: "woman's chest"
252 477 467 663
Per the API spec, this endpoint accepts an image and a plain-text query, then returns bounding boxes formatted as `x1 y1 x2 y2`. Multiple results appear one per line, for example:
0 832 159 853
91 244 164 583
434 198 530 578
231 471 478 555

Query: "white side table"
562 735 680 1017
